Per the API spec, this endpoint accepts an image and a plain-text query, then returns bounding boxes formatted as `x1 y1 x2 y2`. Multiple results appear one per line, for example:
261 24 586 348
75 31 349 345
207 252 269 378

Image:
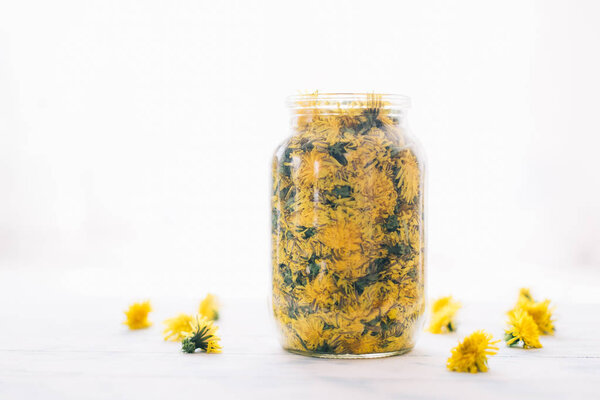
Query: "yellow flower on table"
163 313 194 342
199 293 220 321
447 330 499 373
123 300 152 330
181 316 222 354
518 287 534 303
505 308 542 349
512 288 555 335
206 339 223 354
517 299 554 335
427 296 461 334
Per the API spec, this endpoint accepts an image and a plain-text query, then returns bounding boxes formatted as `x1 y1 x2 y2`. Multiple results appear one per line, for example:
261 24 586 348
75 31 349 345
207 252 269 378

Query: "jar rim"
286 92 411 111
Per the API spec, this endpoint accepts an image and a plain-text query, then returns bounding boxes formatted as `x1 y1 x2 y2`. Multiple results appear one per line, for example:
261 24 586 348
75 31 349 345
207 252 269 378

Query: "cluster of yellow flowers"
505 288 554 349
442 288 555 373
163 293 220 343
432 298 499 374
123 294 222 354
272 94 425 356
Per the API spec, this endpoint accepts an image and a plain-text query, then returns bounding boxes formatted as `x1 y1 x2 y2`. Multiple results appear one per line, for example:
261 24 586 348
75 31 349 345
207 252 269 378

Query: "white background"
1 0 599 303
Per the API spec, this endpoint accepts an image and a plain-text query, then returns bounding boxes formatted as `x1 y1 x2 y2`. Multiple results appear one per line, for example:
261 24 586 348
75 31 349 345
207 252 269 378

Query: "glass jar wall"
271 93 425 358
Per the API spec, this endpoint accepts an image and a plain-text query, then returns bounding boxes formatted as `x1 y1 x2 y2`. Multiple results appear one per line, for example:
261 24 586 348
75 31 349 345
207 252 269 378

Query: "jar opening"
286 92 410 116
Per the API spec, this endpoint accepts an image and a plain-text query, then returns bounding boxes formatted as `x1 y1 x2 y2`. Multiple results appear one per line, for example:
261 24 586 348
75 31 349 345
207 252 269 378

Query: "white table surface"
1 271 599 399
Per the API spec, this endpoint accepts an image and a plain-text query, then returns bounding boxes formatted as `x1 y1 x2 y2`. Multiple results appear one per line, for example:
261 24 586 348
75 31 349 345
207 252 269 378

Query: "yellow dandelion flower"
513 288 555 335
427 296 461 334
290 313 341 353
299 275 336 309
354 167 397 219
517 299 555 335
447 330 499 373
293 149 334 187
181 316 221 354
341 300 378 323
431 296 459 313
319 211 362 252
345 136 380 168
327 250 369 278
292 316 325 350
428 308 458 334
518 287 534 304
505 308 542 348
123 300 152 330
320 118 343 144
342 333 380 354
163 313 194 341
396 150 420 203
199 293 220 321
206 339 223 354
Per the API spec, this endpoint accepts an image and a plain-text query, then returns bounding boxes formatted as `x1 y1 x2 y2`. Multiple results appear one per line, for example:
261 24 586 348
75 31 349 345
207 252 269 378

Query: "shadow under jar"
271 93 425 358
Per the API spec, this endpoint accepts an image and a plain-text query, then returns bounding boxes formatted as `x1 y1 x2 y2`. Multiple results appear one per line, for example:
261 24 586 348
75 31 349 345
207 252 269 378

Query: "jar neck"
287 93 409 133
286 92 410 113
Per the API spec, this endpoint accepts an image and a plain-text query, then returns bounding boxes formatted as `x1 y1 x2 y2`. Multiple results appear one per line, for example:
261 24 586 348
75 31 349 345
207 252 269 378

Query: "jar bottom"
284 347 413 359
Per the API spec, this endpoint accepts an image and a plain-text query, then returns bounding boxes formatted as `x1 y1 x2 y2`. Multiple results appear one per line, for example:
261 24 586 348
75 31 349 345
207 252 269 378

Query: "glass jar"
271 93 425 358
